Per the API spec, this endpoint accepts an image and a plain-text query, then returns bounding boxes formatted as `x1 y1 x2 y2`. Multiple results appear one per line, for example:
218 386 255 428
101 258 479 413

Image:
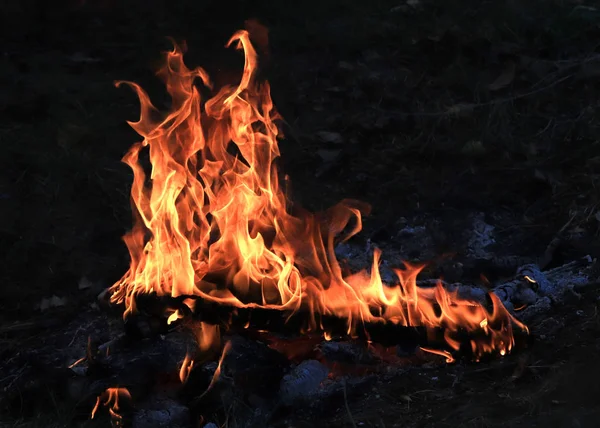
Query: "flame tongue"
109 29 526 359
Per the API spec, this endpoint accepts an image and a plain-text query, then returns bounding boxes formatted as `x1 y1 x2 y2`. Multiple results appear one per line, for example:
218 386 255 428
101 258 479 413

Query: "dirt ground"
2 0 600 426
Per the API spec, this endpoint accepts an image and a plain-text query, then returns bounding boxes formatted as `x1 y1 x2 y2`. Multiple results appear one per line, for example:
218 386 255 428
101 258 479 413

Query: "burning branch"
124 288 529 362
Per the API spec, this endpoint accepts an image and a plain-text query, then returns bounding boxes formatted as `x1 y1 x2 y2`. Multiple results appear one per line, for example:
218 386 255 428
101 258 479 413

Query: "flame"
420 347 455 363
195 341 232 402
167 309 183 325
194 322 221 353
68 356 87 369
108 28 526 359
90 387 131 421
179 353 194 383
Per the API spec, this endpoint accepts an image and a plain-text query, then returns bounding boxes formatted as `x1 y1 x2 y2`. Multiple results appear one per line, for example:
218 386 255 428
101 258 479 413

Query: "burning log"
122 289 529 362
117 253 594 362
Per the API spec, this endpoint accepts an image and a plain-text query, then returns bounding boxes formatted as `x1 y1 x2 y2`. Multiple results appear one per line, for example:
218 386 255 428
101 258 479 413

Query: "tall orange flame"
109 29 526 360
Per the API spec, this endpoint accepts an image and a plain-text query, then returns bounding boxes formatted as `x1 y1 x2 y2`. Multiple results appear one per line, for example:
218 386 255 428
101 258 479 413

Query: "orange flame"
108 29 526 359
196 341 232 401
194 321 221 353
179 353 194 383
420 347 455 363
90 387 131 421
167 309 183 325
68 356 87 369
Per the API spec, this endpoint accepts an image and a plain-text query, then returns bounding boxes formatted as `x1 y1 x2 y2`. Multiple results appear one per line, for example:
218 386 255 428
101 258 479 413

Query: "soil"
2 0 600 427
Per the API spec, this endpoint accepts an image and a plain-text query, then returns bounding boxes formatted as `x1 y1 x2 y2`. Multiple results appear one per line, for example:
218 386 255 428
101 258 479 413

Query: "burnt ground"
2 0 600 426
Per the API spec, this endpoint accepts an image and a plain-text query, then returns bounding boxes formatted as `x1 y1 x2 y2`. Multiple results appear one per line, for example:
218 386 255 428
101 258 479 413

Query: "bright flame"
108 28 526 359
167 309 183 325
90 387 131 421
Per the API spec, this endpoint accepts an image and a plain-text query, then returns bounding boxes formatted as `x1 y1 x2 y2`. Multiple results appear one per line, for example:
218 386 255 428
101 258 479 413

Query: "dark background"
1 0 600 426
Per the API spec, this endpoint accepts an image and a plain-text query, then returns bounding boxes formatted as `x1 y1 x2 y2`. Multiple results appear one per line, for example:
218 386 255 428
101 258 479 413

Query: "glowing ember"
68 356 86 369
108 27 527 359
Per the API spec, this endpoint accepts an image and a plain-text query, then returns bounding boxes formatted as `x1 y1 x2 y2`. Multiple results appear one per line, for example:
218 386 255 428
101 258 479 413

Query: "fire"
91 387 131 422
167 309 183 325
420 347 455 364
194 322 221 353
108 27 526 359
195 341 232 402
179 353 194 383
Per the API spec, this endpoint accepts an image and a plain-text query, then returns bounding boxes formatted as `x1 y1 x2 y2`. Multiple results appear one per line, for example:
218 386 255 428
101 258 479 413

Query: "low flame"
179 353 194 383
194 322 221 353
91 387 131 422
420 347 455 364
108 27 526 359
196 341 232 401
68 356 87 369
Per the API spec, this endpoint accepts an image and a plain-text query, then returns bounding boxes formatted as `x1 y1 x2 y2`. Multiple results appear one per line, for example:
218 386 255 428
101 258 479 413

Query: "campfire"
109 27 525 356
4 0 600 424
88 24 549 426
78 25 541 424
1 18 595 428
